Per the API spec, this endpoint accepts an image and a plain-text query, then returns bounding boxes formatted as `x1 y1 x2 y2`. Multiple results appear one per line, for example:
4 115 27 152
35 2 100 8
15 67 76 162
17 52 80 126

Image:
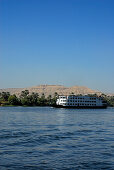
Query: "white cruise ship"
55 95 107 108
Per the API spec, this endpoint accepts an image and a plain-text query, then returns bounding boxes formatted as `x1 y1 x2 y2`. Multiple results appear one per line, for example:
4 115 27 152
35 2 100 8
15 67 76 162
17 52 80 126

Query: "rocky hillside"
0 85 101 97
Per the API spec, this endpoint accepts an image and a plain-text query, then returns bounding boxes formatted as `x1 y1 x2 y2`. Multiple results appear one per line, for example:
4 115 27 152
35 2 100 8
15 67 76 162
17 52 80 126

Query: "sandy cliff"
0 85 101 97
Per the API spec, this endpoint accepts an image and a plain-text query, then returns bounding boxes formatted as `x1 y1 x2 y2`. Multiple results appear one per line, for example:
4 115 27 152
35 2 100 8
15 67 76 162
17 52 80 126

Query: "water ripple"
0 107 114 170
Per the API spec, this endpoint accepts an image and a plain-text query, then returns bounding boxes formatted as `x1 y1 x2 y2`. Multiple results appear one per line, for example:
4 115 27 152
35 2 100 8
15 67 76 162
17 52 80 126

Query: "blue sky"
0 0 114 93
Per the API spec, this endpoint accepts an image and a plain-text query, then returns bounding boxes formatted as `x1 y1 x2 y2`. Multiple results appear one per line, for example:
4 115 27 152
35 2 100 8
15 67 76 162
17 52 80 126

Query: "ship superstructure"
56 95 107 108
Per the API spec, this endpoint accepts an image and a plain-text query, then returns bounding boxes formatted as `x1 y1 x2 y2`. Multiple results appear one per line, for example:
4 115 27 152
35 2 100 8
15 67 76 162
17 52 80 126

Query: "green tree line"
0 90 58 106
0 90 114 107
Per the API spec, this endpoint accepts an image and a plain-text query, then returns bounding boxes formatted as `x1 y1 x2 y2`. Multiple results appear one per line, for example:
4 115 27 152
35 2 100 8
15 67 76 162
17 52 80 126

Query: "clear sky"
0 0 114 93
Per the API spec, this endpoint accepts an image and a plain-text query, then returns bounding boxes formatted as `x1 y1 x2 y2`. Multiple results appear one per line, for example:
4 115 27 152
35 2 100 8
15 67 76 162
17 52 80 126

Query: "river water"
0 107 114 170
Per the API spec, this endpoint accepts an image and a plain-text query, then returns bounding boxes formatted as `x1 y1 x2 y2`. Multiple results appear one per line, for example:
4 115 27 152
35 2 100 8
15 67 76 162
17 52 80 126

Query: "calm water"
0 107 114 170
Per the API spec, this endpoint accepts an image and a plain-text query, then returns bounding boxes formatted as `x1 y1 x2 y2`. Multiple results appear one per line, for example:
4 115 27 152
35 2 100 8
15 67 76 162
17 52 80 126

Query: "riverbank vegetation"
0 90 58 106
0 90 114 107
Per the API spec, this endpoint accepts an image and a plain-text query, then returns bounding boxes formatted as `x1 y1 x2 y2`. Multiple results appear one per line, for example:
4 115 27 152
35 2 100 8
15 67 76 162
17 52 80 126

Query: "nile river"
0 107 114 169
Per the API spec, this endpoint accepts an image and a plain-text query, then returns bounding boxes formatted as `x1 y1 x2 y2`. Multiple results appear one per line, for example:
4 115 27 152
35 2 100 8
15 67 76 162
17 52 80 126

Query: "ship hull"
53 105 107 109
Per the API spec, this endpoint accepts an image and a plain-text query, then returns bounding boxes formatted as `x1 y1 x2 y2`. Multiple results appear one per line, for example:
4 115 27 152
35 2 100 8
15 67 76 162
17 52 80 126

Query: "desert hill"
0 85 101 97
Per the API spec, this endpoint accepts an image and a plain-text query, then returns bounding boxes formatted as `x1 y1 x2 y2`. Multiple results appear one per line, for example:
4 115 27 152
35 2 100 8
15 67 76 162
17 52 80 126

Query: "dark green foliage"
8 95 19 105
38 93 47 106
1 92 10 101
109 96 114 106
28 93 39 106
20 90 29 98
21 98 29 106
87 93 98 97
102 95 114 107
51 92 59 105
18 91 58 106
47 95 52 105
20 90 39 106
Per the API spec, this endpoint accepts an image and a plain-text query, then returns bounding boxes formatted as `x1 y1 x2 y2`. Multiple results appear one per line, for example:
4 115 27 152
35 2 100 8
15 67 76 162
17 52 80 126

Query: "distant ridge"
0 85 101 97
